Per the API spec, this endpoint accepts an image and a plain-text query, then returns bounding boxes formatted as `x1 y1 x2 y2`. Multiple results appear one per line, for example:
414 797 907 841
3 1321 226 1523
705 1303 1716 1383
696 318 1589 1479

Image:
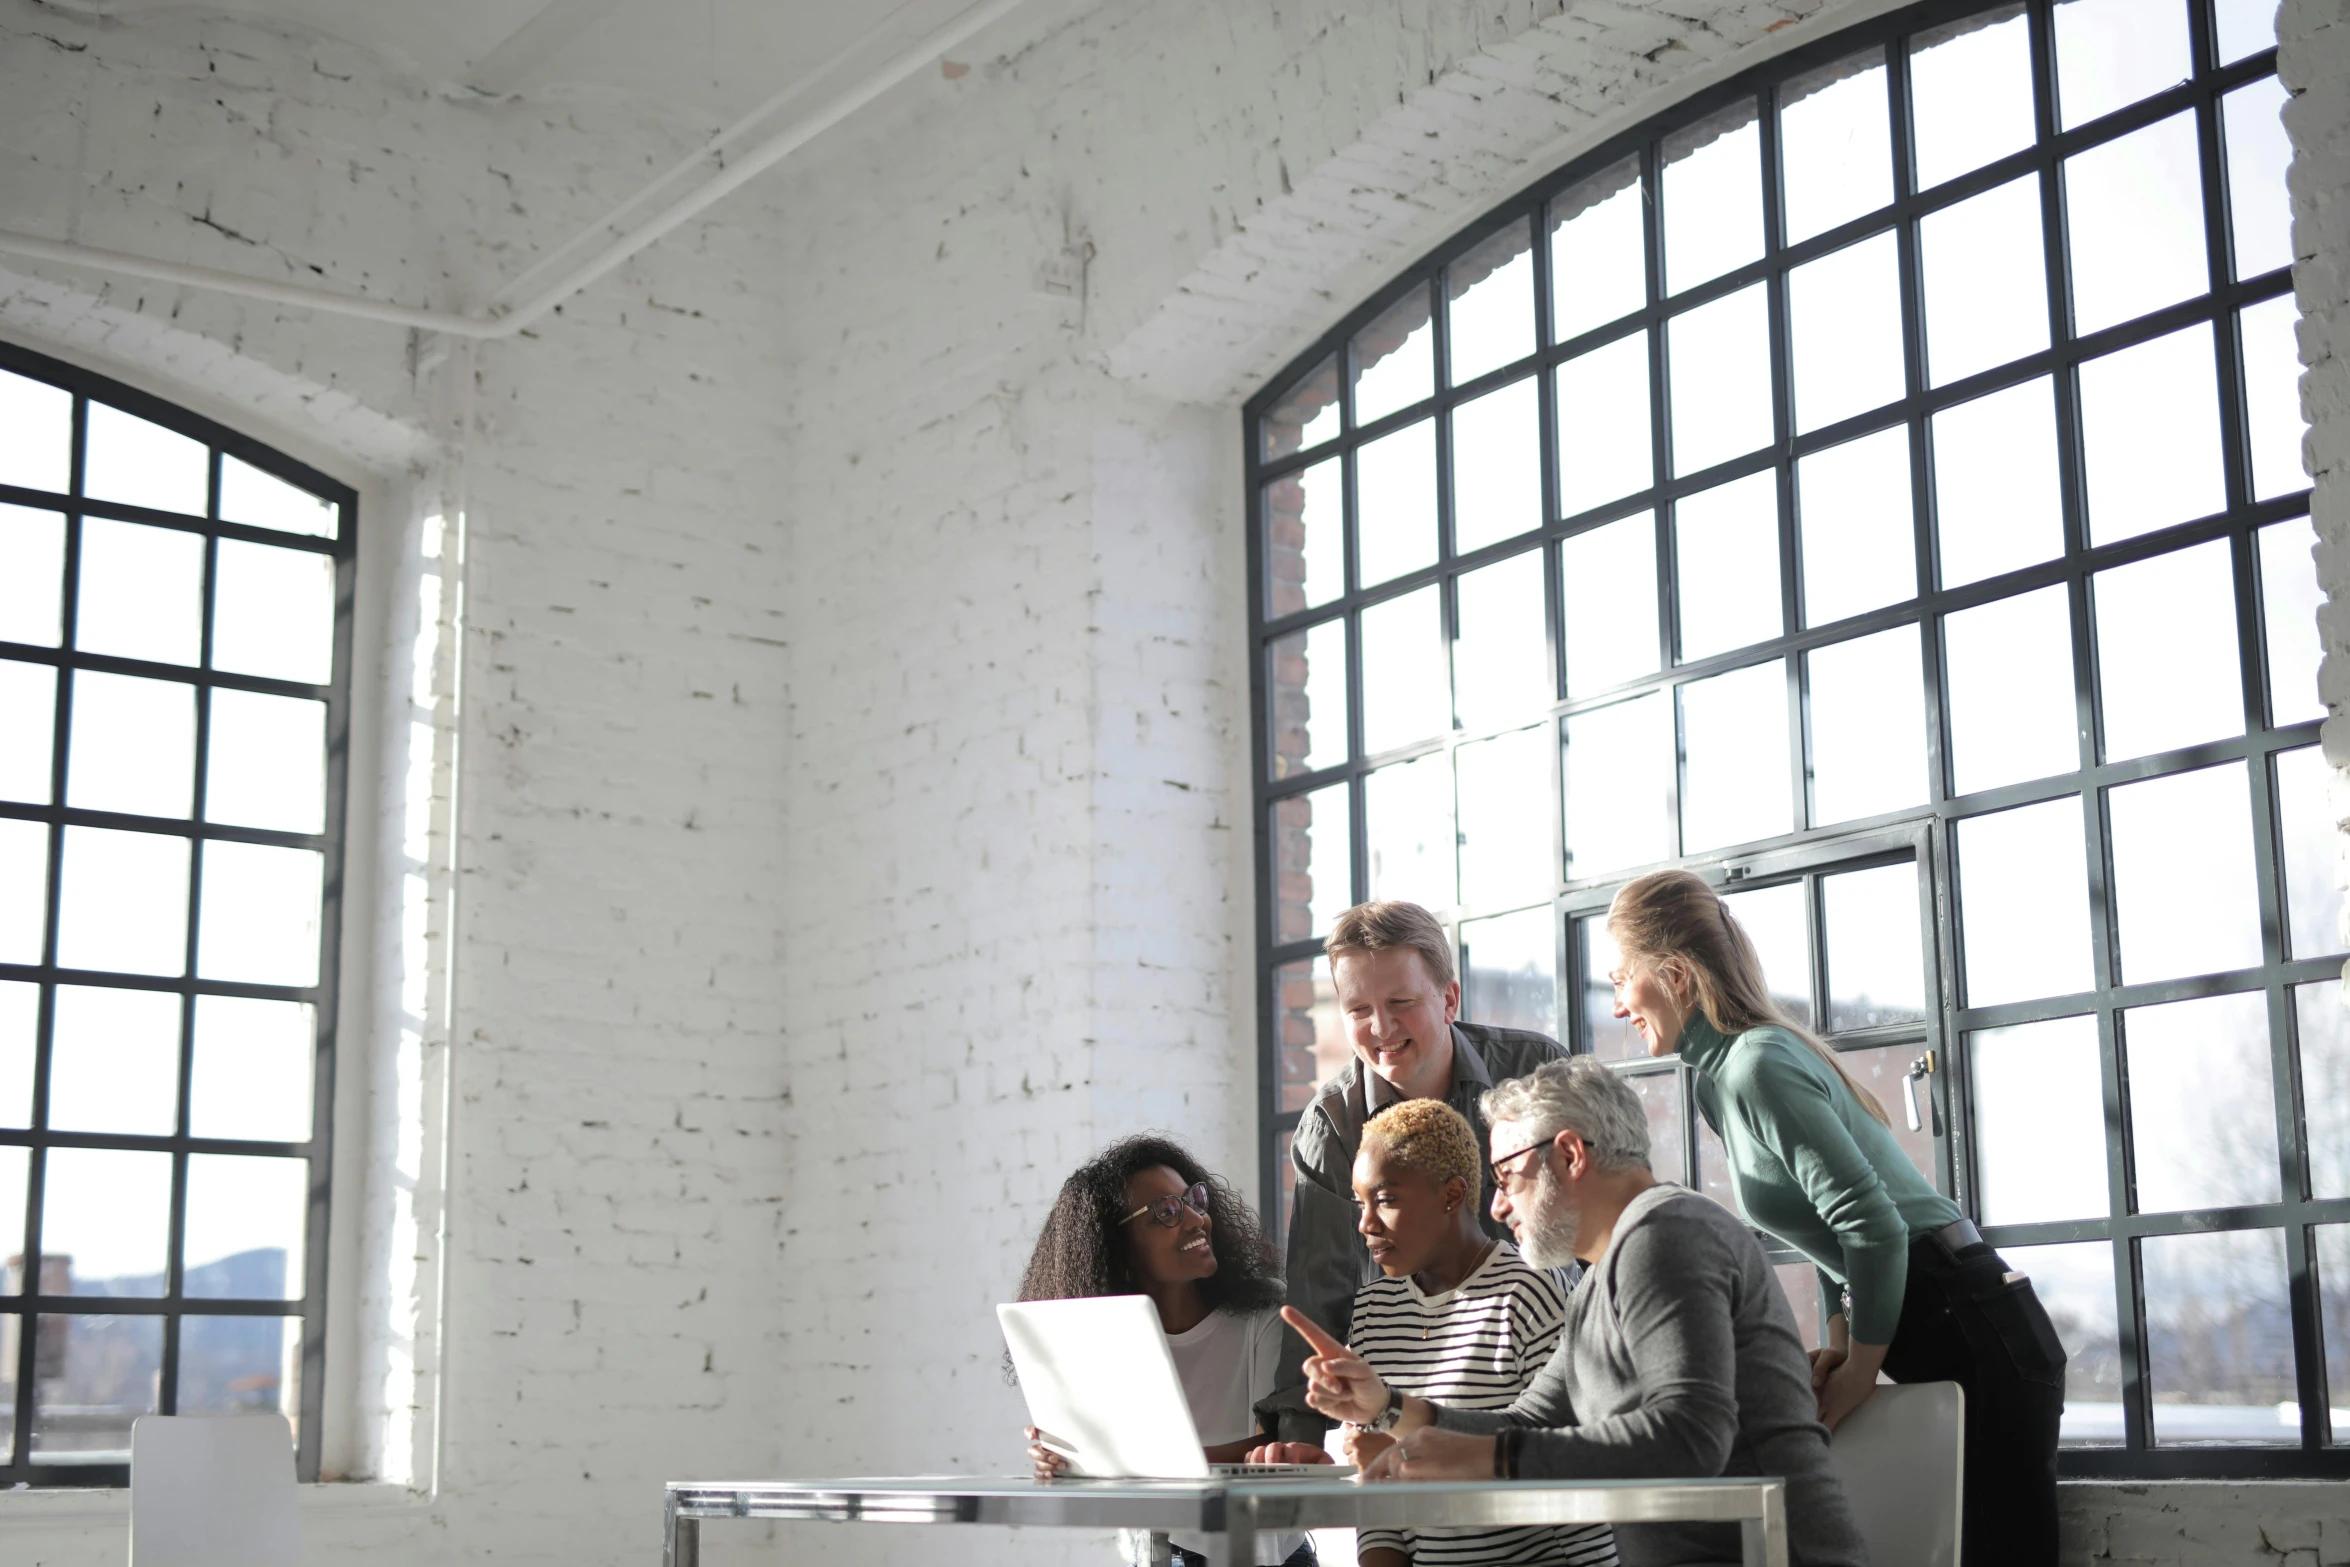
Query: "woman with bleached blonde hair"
1606 867 2064 1567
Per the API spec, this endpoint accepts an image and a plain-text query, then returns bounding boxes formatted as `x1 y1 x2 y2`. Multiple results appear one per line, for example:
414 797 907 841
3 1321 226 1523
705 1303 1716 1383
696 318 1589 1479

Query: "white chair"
1829 1381 1964 1567
129 1412 302 1567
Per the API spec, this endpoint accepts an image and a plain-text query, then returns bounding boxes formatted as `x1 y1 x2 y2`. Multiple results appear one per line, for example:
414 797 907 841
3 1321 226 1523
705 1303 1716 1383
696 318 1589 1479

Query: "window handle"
1902 1050 1937 1134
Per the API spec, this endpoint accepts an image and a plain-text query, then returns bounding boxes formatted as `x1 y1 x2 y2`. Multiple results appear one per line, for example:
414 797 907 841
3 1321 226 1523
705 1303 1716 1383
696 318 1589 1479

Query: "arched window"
0 342 351 1483
1248 0 2338 1477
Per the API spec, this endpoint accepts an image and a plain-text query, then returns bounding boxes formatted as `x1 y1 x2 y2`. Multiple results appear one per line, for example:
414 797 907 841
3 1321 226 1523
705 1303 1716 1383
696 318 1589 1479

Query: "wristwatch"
1364 1386 1404 1434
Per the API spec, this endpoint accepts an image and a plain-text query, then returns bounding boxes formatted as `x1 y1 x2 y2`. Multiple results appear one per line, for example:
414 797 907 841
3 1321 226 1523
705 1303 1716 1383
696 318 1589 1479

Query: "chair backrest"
129 1413 302 1567
1828 1381 1964 1567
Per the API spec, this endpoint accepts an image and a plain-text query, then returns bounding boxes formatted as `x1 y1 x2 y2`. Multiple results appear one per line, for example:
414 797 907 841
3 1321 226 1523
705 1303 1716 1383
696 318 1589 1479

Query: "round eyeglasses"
1122 1181 1212 1229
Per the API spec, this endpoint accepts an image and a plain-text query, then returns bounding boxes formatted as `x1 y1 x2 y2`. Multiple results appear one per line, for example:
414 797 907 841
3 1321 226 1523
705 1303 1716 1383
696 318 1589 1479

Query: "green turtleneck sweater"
1677 1014 1962 1344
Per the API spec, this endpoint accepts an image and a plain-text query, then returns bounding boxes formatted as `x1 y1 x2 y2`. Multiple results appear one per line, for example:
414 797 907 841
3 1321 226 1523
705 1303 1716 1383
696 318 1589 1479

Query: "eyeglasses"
1123 1182 1213 1229
1488 1140 1549 1190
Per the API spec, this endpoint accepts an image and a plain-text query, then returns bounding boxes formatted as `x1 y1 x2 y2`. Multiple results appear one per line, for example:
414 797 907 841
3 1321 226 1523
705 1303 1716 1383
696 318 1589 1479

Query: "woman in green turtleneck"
1604 868 2065 1567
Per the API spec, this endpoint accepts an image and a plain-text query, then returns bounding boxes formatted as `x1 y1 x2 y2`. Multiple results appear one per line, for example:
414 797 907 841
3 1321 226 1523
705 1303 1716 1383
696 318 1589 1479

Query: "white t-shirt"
1163 1305 1308 1566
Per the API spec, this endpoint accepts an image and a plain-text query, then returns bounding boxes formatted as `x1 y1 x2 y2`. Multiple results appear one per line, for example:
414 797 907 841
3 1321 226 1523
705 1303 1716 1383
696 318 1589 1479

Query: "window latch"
1901 1050 1937 1134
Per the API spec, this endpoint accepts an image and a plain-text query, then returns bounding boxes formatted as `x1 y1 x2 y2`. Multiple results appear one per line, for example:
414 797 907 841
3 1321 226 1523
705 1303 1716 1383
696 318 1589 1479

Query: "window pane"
0 369 71 494
1970 1013 2106 1223
1272 783 1351 945
1680 660 1792 853
2319 1225 2350 1441
0 503 67 645
1453 550 1549 732
1562 693 1673 878
1555 331 1653 518
1908 7 2036 190
1266 456 1343 616
1561 514 1659 698
47 984 179 1136
1779 50 1891 245
1365 754 1454 911
2214 0 2276 61
1675 470 1782 661
1958 799 2093 1004
1668 285 1773 476
2002 1240 2125 1445
1263 356 1341 461
1721 880 1812 1028
2241 295 2308 502
30 1313 162 1464
0 659 56 803
190 995 315 1143
0 818 48 965
2123 991 2279 1213
1662 101 1762 296
1354 287 1435 426
1274 959 1348 1114
0 982 32 1129
2275 745 2342 960
213 539 334 684
1456 726 1549 911
2055 0 2192 131
2095 540 2243 762
2143 1227 2297 1446
179 1315 299 1429
1580 917 1640 1061
1838 1043 1938 1175
220 454 335 539
83 403 207 516
1452 377 1539 553
1461 905 1557 1039
1823 863 1925 1032
1944 585 2078 794
1448 220 1534 385
1798 426 1913 626
185 1153 306 1300
56 826 188 977
1808 624 1927 826
2109 763 2263 983
1789 231 1904 433
42 1145 171 1296
1778 1262 1826 1352
1931 377 2064 587
66 671 195 819
1269 618 1347 780
1920 174 2049 388
2296 983 2350 1198
0 1146 22 1290
196 841 324 987
2066 113 2208 337
2259 517 2323 725
2224 77 2294 279
1357 421 1437 589
1361 585 1447 754
75 517 203 667
1551 156 1647 343
1626 1068 1686 1179
2079 323 2227 545
1695 1113 1737 1210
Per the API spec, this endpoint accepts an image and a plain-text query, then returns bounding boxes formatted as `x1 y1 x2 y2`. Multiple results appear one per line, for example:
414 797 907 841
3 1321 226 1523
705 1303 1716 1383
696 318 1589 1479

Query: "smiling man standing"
1255 900 1567 1445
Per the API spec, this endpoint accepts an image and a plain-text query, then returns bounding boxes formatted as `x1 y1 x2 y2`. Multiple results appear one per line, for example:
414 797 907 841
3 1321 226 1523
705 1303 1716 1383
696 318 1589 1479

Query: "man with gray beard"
1282 1058 1868 1567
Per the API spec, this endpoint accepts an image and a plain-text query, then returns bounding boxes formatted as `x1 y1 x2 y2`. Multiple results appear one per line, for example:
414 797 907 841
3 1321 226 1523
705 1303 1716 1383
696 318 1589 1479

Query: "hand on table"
1025 1426 1071 1483
1241 1441 1334 1465
1357 1426 1495 1482
1281 1306 1389 1425
1340 1427 1395 1470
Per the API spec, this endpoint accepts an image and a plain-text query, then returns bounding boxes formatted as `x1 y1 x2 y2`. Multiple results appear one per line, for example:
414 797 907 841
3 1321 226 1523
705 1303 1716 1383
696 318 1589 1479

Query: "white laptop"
997 1297 1351 1479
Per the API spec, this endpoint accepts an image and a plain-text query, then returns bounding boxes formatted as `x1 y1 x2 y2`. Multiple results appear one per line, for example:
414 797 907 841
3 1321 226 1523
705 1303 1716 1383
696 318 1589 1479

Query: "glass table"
662 1472 1788 1567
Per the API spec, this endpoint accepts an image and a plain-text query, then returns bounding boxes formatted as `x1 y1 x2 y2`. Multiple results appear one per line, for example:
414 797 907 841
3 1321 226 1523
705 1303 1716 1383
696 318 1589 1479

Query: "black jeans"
1879 1234 2067 1567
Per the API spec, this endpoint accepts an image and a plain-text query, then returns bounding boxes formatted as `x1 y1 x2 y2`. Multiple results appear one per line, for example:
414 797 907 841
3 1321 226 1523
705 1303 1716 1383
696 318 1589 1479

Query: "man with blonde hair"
1257 900 1567 1443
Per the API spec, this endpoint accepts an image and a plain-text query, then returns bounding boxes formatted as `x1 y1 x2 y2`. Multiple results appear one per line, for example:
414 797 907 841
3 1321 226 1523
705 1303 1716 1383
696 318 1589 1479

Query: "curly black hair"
1016 1133 1285 1312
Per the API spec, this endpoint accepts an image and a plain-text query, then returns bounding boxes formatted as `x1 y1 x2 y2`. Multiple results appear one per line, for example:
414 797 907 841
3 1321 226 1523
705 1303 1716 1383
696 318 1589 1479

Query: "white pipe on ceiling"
0 0 1028 340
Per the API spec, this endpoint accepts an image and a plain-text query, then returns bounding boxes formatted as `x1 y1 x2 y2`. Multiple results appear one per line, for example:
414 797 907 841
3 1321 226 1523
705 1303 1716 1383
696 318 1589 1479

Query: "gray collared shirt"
1257 1020 1569 1441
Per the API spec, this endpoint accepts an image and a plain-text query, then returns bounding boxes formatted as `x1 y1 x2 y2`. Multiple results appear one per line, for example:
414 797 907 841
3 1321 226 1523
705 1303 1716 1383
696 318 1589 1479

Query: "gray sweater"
1433 1184 1869 1567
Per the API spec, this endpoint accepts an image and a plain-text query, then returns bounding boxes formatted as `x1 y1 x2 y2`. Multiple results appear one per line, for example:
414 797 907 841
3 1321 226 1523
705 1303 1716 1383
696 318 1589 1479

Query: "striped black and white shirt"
1350 1242 1618 1567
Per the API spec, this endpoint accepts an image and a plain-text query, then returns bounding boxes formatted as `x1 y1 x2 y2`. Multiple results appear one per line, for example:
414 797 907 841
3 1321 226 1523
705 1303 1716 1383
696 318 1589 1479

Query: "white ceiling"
49 0 983 122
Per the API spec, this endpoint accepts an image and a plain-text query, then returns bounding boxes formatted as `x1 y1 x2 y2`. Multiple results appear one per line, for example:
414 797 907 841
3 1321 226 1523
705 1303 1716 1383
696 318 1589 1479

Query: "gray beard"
1517 1163 1583 1270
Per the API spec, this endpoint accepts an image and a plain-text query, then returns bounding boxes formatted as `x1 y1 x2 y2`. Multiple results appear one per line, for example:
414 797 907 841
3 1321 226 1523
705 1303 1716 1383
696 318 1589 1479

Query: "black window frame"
0 339 354 1486
1244 0 2341 1479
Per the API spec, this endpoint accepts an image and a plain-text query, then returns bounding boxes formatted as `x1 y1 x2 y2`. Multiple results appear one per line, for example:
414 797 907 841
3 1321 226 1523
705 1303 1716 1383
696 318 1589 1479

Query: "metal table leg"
664 1494 700 1567
1739 1481 1787 1567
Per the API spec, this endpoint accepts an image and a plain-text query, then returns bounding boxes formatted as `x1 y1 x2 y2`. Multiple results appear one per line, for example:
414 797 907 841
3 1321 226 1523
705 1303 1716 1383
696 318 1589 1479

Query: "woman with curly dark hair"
1017 1134 1312 1567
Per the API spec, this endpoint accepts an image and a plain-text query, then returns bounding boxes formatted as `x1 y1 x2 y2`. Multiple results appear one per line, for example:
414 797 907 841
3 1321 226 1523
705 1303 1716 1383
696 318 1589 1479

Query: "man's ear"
1553 1128 1588 1177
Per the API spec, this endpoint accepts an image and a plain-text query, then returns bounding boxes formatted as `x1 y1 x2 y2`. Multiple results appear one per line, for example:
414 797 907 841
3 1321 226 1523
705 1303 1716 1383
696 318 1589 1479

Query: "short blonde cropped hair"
1360 1098 1480 1191
1327 900 1456 990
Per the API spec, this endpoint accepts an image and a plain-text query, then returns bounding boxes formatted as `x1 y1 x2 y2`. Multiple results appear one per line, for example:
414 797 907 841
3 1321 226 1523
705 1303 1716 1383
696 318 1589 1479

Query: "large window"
0 343 352 1483
1246 0 2342 1477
